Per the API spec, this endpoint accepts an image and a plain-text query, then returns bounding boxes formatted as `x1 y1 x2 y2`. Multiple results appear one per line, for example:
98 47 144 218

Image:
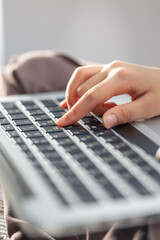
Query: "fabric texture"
0 50 82 96
0 50 159 240
0 186 9 240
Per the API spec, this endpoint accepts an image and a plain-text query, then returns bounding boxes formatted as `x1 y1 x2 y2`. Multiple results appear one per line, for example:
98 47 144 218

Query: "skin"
56 60 160 158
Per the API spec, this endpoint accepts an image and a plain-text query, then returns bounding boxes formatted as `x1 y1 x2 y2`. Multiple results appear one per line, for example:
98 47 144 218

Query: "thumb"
102 99 148 129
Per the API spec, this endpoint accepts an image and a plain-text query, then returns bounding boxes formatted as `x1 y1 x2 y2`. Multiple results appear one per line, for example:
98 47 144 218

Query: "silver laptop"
0 91 160 237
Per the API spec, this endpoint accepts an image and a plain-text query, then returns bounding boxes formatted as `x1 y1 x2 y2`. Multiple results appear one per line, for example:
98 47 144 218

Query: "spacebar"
113 123 159 156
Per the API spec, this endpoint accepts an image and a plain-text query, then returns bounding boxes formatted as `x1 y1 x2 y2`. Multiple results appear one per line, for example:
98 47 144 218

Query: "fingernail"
56 118 63 127
56 115 65 127
56 112 68 127
104 114 117 128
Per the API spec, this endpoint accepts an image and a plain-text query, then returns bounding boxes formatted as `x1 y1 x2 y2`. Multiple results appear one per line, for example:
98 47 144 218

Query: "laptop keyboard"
0 98 160 205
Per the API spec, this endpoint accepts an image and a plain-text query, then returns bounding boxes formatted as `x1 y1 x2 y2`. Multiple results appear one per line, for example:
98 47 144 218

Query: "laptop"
0 91 160 237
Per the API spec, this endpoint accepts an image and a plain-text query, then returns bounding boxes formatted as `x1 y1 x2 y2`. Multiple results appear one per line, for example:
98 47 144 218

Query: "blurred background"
0 0 160 67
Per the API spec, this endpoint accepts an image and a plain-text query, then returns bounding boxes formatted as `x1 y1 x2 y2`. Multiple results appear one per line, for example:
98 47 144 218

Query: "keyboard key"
1 102 16 109
7 130 19 138
38 120 56 127
55 138 74 146
89 123 104 129
148 169 160 183
9 114 27 120
36 144 54 152
14 137 25 145
123 148 137 158
18 125 38 132
68 127 89 136
76 134 95 142
85 140 102 149
105 135 121 144
13 119 32 126
93 129 113 138
26 152 38 163
79 158 95 170
51 111 66 118
65 144 81 155
32 114 50 121
41 100 57 107
64 123 81 130
73 152 89 161
102 155 117 164
27 109 44 115
43 151 60 160
48 132 67 139
0 119 9 125
133 157 147 167
24 131 43 138
81 117 97 124
2 124 15 131
21 101 35 106
50 158 68 168
42 126 63 133
6 108 22 114
92 147 110 157
48 106 64 112
0 112 5 118
29 137 48 145
24 104 39 110
128 177 150 195
113 141 129 151
108 160 126 173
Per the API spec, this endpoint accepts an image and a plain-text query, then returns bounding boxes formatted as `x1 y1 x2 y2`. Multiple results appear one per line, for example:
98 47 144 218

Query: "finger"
66 65 103 109
77 66 109 97
60 99 68 109
92 102 117 116
155 148 160 161
102 93 155 128
56 74 133 127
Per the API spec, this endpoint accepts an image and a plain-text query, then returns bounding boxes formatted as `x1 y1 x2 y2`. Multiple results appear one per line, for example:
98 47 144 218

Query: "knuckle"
74 66 84 78
76 85 83 97
115 67 128 79
84 89 97 103
117 105 132 123
110 60 124 69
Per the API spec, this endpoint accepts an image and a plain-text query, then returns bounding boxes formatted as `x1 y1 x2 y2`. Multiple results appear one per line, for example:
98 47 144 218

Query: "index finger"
66 65 103 109
57 76 130 127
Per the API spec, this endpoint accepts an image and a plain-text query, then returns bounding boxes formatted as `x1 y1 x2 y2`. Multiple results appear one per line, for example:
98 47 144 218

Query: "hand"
56 61 160 129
